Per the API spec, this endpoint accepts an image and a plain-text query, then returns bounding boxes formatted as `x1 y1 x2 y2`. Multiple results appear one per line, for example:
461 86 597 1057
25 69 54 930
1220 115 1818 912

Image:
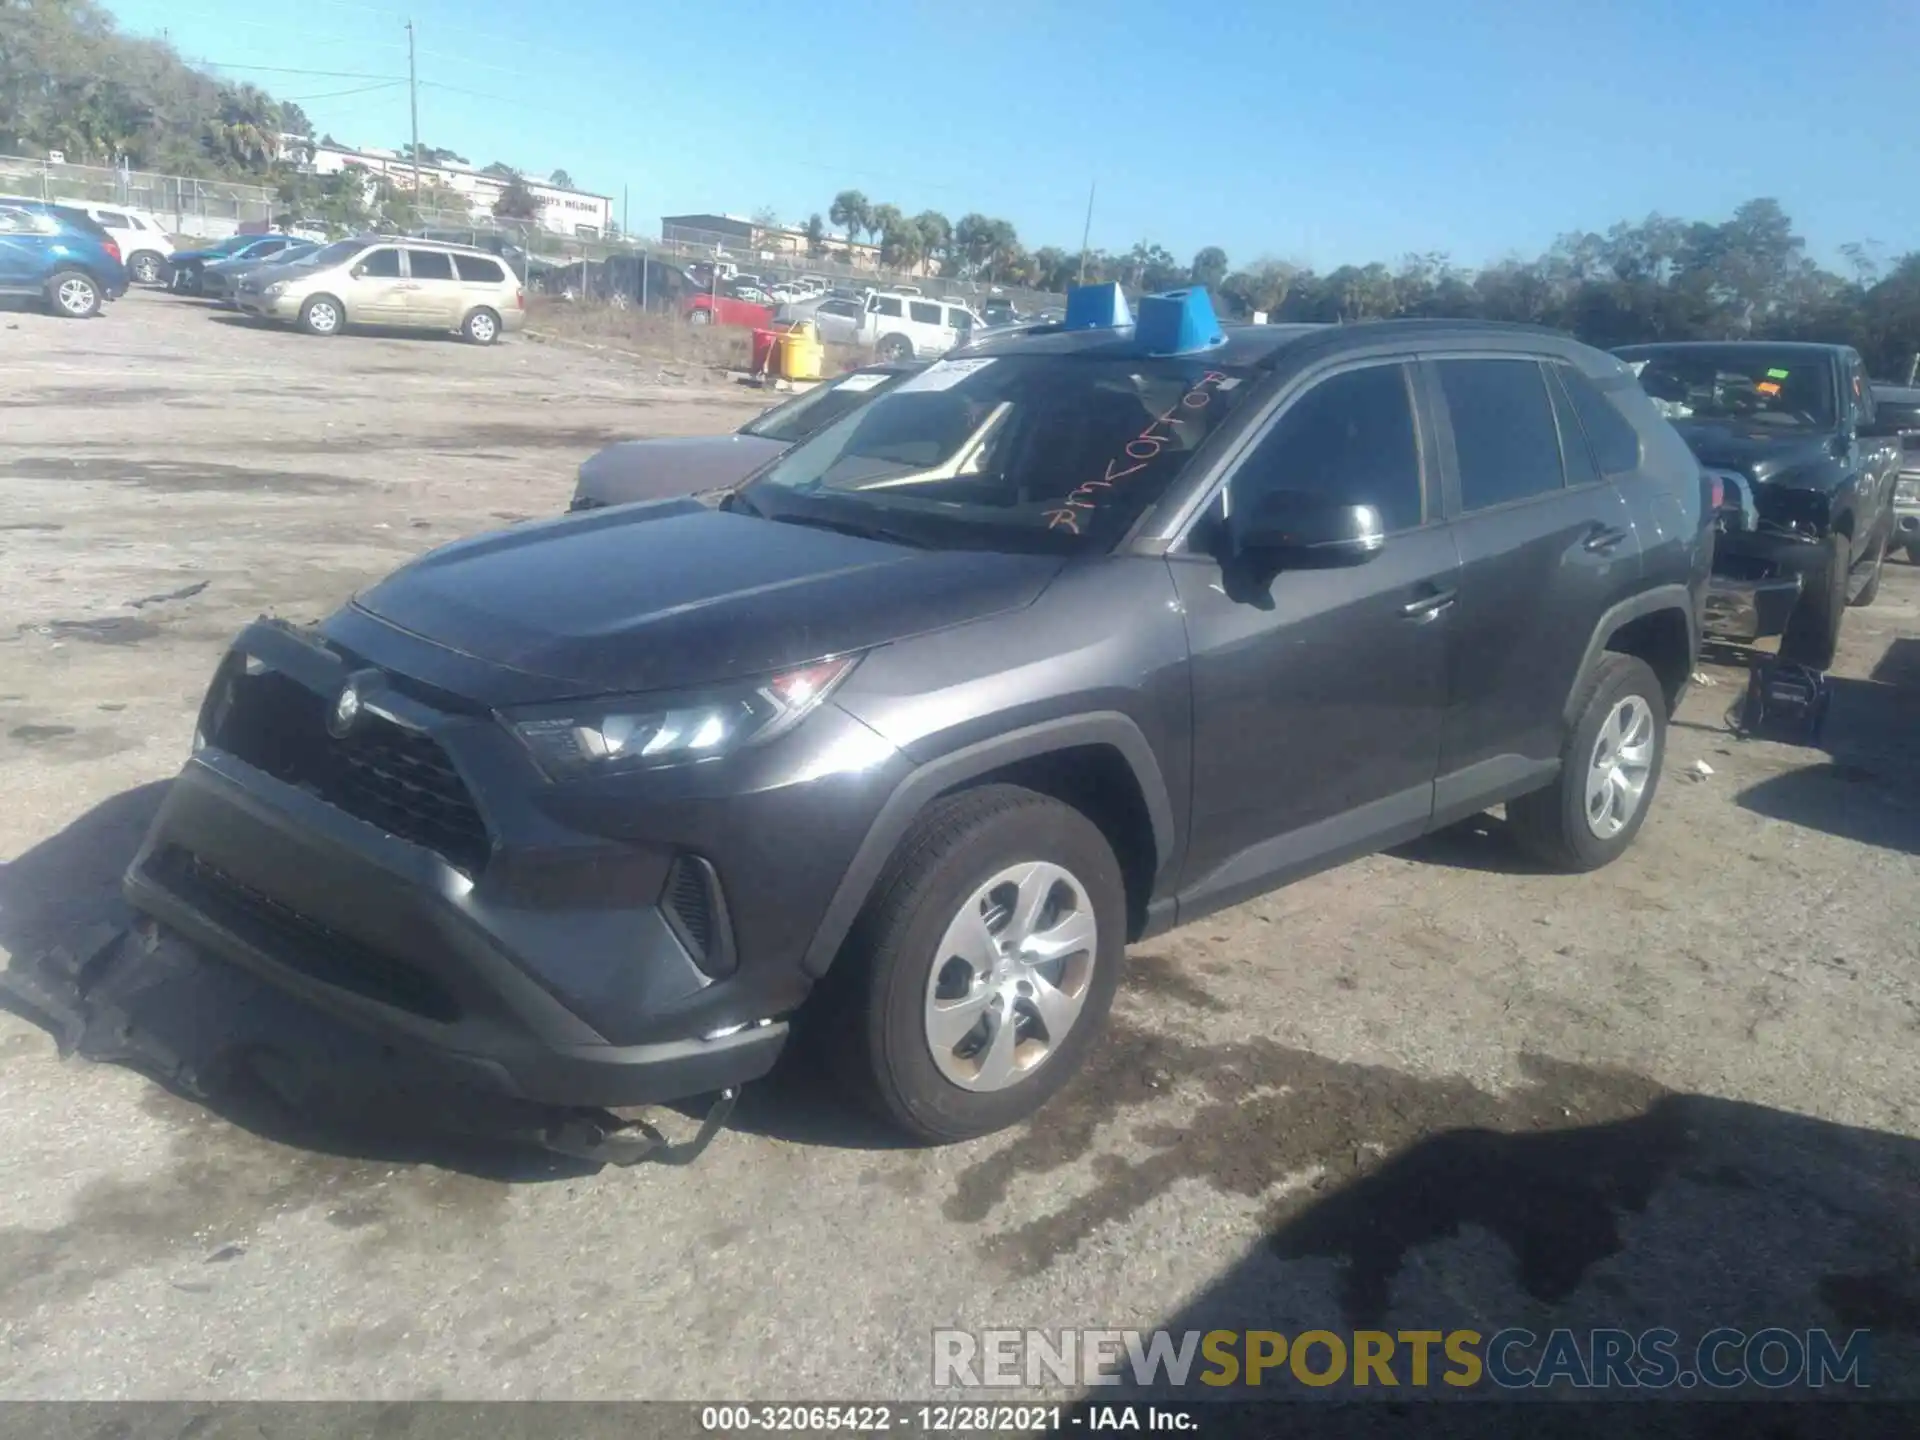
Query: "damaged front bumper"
1701 471 1820 641
0 921 741 1166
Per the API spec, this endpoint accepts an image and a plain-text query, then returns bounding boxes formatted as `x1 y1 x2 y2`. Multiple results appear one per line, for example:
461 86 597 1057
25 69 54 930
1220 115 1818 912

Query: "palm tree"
829 189 870 247
912 210 951 273
203 84 281 171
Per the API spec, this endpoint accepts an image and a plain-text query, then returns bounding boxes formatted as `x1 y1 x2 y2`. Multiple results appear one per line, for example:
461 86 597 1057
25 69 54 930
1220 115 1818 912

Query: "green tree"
550 168 575 190
492 172 543 221
804 213 827 258
829 189 871 246
1191 246 1229 291
912 210 952 273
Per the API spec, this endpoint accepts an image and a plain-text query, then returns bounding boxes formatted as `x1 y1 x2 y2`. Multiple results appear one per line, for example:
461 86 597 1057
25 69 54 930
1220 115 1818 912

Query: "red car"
685 291 773 328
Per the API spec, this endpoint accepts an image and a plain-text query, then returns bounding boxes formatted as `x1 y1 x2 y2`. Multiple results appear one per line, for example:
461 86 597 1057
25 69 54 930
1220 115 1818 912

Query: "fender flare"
799 712 1175 977
1563 584 1697 725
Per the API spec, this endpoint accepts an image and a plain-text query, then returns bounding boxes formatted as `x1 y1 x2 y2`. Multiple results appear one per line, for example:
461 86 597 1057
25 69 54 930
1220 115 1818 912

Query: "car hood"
574 434 785 507
1670 420 1839 485
351 499 1065 696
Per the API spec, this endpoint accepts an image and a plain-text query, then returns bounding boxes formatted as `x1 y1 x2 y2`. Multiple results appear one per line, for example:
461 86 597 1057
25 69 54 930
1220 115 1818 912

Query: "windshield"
739 369 908 445
214 234 257 254
305 240 366 268
1621 348 1836 429
739 353 1254 551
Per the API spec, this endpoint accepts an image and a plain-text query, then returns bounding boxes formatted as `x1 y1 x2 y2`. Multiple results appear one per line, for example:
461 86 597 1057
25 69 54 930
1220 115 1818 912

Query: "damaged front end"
1701 469 1830 641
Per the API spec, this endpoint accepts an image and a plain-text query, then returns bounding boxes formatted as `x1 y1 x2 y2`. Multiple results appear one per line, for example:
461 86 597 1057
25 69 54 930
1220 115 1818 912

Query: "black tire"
461 307 502 345
45 269 100 318
1908 543 1920 566
829 784 1126 1144
129 252 164 285
1778 532 1848 670
1507 653 1667 873
298 294 344 337
687 306 712 326
877 333 913 363
1849 527 1888 608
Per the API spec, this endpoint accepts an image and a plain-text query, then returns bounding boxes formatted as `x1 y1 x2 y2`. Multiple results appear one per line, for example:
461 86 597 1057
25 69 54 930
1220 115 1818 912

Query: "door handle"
1399 587 1457 619
1584 524 1631 553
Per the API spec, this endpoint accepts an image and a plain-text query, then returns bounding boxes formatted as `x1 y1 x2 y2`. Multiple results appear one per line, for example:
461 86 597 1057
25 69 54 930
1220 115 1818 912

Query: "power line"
197 61 408 80
283 80 408 102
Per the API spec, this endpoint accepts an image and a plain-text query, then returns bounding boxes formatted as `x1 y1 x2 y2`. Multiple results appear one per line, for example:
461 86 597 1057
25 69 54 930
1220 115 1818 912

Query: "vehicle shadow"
0 782 595 1182
1731 664 1920 854
1065 1081 1920 1417
1389 813 1556 876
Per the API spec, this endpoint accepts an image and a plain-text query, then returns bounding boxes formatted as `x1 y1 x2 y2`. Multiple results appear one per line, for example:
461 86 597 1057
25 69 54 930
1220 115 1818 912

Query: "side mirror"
1233 489 1385 565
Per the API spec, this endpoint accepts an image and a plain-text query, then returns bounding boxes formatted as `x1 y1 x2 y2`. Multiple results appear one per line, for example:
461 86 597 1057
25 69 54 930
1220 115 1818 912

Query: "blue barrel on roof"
1062 282 1132 331
1137 287 1226 356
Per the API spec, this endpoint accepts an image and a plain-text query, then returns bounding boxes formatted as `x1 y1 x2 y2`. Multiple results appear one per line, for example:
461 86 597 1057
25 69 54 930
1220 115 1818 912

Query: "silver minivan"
236 237 525 344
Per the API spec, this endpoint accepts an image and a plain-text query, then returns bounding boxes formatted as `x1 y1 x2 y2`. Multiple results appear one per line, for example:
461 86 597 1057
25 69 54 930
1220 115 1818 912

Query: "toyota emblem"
327 681 362 738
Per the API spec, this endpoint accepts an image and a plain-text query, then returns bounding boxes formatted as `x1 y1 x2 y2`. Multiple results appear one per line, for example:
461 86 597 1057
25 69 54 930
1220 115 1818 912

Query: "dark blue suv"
0 199 128 317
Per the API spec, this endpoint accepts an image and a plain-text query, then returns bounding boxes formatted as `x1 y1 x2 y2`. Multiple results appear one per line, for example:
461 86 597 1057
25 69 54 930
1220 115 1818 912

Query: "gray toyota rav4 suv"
125 287 1712 1149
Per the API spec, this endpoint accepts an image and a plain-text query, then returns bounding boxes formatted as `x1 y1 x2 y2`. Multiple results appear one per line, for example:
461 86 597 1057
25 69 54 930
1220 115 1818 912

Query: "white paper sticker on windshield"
835 372 889 392
893 358 998 393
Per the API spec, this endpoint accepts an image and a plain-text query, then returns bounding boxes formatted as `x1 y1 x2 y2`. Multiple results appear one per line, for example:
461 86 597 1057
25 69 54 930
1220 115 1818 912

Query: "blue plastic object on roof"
1136 287 1226 356
1062 281 1132 331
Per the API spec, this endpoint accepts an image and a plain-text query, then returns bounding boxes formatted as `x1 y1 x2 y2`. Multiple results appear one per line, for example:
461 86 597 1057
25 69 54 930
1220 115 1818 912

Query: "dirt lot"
1 290 1917 1403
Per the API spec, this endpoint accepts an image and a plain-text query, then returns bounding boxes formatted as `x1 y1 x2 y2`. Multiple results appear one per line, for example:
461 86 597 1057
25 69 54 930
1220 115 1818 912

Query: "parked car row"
166 234 527 345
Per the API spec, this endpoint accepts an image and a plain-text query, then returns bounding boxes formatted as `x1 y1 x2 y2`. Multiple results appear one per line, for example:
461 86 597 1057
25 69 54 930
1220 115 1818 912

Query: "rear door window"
95 210 132 228
405 249 456 280
872 296 903 318
909 300 943 325
1435 358 1566 512
453 254 506 283
1545 367 1601 488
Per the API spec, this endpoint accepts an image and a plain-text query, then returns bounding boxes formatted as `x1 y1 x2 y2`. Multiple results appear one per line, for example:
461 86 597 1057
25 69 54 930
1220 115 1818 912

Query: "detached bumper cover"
1703 500 1827 640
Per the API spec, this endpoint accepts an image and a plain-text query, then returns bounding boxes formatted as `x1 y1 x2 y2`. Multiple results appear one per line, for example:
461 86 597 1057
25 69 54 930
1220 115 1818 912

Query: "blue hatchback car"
0 199 128 318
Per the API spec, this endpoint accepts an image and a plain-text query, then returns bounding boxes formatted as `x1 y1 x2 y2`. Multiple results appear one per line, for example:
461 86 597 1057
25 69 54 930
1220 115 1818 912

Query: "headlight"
1897 477 1919 503
262 281 287 298
506 655 858 779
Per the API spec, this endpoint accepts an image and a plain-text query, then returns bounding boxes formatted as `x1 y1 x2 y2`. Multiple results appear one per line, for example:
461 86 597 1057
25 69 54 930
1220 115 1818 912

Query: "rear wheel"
129 252 165 285
1779 532 1849 670
461 307 501 345
877 333 913 363
1507 653 1667 873
46 269 100 318
298 294 343 337
830 785 1125 1143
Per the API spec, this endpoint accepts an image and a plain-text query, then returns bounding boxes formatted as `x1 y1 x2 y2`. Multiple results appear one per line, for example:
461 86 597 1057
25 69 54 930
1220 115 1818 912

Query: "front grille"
155 847 461 1022
208 663 492 874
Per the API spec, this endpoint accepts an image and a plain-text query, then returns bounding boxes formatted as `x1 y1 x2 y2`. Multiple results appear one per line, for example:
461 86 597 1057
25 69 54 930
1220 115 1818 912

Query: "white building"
307 142 612 238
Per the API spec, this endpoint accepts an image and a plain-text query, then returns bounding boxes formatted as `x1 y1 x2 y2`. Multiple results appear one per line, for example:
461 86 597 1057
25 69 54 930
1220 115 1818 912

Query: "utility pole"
406 20 421 211
1077 179 1095 287
622 186 629 240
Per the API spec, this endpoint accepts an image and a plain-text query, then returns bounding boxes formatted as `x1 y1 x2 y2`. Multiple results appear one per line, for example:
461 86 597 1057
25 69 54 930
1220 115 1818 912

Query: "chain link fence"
0 154 275 238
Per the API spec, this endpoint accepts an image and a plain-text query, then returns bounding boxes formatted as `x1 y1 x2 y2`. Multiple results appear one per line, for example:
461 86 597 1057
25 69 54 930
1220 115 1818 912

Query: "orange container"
750 327 781 375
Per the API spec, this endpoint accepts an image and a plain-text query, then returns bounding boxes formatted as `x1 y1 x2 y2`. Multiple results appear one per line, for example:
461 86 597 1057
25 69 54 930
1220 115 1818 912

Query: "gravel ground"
1 291 1916 1404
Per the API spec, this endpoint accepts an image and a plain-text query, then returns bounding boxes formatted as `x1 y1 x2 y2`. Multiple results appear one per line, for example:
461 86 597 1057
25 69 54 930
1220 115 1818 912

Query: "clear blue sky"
107 0 1919 273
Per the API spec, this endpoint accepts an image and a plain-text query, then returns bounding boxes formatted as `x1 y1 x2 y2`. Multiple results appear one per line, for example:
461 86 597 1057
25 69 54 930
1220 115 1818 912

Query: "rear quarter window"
1555 363 1644 476
909 300 943 325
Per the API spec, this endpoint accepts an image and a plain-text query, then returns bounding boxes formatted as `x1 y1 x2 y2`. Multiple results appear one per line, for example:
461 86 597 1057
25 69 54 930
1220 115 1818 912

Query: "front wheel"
1507 653 1667 873
461 307 501 345
1779 532 1849 670
832 785 1125 1143
46 269 100 318
687 307 711 326
1849 527 1889 608
299 294 344 336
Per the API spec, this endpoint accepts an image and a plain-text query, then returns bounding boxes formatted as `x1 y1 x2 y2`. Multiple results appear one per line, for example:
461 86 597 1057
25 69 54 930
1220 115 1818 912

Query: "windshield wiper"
763 509 931 549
